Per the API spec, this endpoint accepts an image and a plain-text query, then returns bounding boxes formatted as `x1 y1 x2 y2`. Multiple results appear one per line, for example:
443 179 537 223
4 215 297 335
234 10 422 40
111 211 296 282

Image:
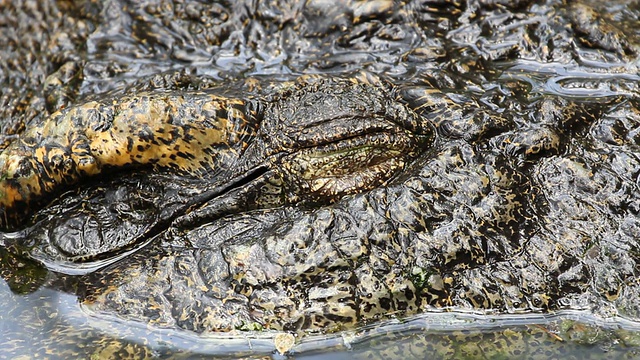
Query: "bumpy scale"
0 73 434 231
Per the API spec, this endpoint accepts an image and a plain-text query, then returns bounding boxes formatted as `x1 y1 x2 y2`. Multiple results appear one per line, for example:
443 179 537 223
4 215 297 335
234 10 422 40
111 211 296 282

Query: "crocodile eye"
270 81 433 203
280 127 422 202
259 75 434 204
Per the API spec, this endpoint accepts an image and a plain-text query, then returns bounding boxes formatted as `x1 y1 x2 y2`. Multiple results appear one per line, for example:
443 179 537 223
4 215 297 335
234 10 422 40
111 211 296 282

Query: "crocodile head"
0 73 433 261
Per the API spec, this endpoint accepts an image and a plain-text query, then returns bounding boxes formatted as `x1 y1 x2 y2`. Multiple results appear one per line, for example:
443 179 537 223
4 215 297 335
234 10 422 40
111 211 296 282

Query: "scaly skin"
0 93 253 229
2 0 639 357
0 73 434 231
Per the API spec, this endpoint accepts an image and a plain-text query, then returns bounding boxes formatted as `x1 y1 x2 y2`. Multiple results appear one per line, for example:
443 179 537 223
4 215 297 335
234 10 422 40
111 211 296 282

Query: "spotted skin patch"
0 92 255 229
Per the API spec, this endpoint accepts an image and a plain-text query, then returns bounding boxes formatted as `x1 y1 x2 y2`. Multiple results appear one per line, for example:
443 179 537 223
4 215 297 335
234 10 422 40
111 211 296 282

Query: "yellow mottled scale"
0 92 253 229
83 94 247 173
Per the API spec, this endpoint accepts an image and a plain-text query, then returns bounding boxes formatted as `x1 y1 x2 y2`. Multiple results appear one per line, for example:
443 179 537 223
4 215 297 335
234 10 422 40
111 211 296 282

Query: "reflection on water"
1 274 639 359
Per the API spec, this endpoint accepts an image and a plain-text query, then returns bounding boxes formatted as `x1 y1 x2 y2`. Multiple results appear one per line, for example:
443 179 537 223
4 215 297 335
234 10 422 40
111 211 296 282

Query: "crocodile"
1 0 640 358
0 72 433 257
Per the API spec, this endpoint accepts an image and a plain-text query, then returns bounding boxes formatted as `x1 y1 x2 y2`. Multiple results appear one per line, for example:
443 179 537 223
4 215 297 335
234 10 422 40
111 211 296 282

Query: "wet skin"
1 0 640 357
0 73 433 235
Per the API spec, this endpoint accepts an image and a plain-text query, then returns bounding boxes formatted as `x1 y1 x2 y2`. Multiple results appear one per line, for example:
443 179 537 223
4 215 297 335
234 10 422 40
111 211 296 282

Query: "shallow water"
2 273 640 359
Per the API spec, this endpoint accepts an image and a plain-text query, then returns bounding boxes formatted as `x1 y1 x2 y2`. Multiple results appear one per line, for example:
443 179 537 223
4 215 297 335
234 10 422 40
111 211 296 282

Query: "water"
1 271 639 359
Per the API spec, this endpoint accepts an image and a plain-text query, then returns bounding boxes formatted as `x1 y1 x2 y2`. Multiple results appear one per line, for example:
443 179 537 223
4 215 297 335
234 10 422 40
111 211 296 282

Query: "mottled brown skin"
0 73 433 231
